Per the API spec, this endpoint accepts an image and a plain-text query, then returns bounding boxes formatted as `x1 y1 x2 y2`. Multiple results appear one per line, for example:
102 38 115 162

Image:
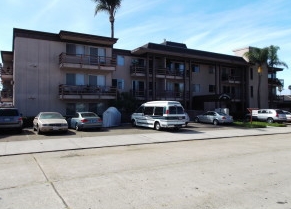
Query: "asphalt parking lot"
0 122 236 142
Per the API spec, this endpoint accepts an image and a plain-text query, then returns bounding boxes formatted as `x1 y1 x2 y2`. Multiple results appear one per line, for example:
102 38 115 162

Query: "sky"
0 0 290 94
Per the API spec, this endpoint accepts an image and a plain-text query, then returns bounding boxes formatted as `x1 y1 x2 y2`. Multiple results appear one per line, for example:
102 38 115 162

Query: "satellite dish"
288 85 291 90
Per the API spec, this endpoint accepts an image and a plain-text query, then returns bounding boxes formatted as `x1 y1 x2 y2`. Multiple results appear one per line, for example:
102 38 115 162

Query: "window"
169 106 184 114
66 73 85 85
144 107 154 115
250 68 253 80
250 86 253 98
89 75 106 86
112 79 124 90
192 84 200 93
154 107 164 116
209 65 215 74
117 55 125 66
209 85 215 93
192 64 200 73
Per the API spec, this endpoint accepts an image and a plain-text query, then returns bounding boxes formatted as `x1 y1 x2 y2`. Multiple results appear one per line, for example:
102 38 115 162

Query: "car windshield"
40 113 63 119
81 113 97 117
0 109 19 116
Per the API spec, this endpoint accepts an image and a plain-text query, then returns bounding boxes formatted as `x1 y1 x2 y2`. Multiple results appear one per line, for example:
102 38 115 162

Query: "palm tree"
92 0 122 38
244 47 269 108
267 45 288 107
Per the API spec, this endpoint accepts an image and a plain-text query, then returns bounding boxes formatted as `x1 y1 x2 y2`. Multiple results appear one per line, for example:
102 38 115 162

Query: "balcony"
59 53 116 72
130 65 146 76
130 66 189 79
0 68 13 80
0 90 13 102
221 74 241 84
131 90 189 101
59 84 117 100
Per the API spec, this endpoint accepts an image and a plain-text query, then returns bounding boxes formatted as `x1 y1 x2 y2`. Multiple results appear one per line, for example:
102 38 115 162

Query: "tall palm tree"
92 0 122 38
244 47 269 108
267 45 288 107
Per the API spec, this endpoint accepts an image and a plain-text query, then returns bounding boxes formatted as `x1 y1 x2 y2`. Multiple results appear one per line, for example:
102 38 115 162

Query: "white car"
33 112 68 134
283 110 291 122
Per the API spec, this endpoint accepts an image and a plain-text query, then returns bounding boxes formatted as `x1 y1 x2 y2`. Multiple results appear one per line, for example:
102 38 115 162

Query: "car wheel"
37 125 42 135
194 117 199 123
75 123 81 131
154 122 161 131
213 119 219 125
267 118 274 123
132 119 136 127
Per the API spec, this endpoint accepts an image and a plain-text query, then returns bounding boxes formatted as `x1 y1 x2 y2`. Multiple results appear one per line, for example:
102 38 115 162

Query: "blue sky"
1 0 290 94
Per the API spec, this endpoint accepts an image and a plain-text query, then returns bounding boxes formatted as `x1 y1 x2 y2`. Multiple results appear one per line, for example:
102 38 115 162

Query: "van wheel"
267 118 274 123
154 122 161 131
213 119 219 125
132 120 136 127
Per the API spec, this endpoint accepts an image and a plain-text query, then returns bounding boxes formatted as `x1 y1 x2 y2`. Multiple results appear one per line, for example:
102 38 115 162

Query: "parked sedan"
194 111 233 125
69 112 102 131
33 112 68 134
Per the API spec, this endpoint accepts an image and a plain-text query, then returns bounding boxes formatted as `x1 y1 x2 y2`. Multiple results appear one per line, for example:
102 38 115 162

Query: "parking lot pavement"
0 122 234 142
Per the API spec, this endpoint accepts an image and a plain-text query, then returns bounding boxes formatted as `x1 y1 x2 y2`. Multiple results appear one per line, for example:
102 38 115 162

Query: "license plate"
53 127 59 130
4 118 11 122
91 119 97 123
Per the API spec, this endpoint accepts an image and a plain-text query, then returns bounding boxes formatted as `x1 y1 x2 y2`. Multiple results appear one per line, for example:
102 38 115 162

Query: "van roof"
143 101 182 106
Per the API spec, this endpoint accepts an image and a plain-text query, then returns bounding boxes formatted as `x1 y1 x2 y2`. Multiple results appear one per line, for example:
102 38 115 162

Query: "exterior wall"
192 64 215 96
14 37 65 116
113 54 132 93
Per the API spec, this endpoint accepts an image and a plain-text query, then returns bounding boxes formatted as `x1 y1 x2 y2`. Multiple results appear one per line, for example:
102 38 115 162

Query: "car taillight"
18 117 22 121
98 118 102 122
81 119 88 123
222 116 226 119
166 110 169 114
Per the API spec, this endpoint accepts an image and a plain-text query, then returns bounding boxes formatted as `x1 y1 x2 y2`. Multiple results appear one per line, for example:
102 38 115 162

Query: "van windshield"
169 106 184 114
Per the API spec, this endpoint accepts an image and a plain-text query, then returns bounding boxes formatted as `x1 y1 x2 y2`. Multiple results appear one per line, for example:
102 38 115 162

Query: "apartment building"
0 28 276 118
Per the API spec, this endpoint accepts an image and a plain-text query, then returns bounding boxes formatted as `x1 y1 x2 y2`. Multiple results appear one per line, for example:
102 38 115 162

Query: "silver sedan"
194 111 233 125
69 112 103 131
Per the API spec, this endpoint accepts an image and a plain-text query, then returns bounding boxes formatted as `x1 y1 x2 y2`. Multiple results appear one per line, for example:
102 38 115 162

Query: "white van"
131 101 187 130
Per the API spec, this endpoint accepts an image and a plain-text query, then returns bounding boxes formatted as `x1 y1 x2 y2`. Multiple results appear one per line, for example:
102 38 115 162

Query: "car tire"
154 122 161 131
194 117 199 123
213 119 219 125
132 119 136 127
37 125 42 135
267 118 274 123
75 123 81 131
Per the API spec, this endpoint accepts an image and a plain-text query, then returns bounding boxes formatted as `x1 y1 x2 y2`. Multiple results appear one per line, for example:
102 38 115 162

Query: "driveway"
0 122 236 142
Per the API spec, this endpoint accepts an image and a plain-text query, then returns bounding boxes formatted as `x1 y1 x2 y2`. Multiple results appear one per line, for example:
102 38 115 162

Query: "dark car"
69 112 103 131
0 107 23 133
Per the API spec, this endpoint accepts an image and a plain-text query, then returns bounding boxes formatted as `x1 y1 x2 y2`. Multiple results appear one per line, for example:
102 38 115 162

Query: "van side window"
144 107 154 115
154 107 164 116
135 106 144 113
169 106 184 114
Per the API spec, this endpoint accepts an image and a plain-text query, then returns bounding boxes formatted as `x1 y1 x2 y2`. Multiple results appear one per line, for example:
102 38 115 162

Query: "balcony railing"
131 90 189 100
59 53 116 69
222 75 241 83
0 91 13 102
130 65 189 78
59 84 117 99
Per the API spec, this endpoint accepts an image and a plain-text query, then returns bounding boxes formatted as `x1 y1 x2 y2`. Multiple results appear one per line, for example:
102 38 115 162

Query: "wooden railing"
130 66 189 77
59 84 117 97
59 53 116 67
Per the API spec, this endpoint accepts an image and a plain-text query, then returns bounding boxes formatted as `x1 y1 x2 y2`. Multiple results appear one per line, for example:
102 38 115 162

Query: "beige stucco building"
0 28 282 118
